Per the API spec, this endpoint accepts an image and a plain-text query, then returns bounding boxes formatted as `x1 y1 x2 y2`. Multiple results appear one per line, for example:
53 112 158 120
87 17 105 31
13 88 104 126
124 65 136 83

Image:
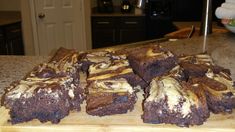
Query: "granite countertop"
0 33 235 101
0 11 21 26
0 56 49 100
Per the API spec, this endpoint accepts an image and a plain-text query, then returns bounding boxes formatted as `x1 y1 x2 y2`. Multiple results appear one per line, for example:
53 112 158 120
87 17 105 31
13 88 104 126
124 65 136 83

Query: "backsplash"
91 0 136 8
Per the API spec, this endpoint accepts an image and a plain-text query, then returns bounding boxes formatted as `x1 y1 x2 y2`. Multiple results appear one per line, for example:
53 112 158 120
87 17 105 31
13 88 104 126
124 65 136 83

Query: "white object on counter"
215 7 235 19
222 3 235 9
226 0 235 4
215 2 235 19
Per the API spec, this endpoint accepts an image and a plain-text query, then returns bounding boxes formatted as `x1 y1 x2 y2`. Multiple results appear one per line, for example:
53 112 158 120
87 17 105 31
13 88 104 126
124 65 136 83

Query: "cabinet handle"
113 30 116 43
10 42 13 55
124 21 138 24
10 29 21 33
97 21 110 24
5 43 9 55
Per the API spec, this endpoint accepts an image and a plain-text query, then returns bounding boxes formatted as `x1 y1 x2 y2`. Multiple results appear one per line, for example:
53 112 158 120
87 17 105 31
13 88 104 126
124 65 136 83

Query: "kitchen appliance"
121 0 132 13
97 0 114 13
136 0 145 9
145 0 177 39
200 0 212 36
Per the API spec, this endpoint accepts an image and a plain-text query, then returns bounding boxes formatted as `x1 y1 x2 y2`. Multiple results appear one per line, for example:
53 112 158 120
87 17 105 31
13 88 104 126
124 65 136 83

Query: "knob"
38 13 45 19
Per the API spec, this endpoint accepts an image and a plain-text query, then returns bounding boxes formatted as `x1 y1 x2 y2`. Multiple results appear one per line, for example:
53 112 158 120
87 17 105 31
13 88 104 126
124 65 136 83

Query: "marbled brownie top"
88 78 134 94
4 75 75 100
3 48 83 104
89 59 130 75
192 69 235 97
179 54 214 66
146 76 200 117
82 51 126 64
128 45 175 63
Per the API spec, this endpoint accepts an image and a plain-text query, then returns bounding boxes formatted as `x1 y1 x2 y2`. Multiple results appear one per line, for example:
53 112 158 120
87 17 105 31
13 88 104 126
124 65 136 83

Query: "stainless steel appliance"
145 0 176 39
97 0 114 13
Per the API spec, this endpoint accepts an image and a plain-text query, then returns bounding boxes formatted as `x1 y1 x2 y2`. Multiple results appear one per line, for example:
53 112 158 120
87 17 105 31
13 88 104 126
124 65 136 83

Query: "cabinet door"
92 29 116 48
0 29 6 55
92 17 117 48
6 38 24 55
119 17 146 44
119 29 146 44
5 23 24 55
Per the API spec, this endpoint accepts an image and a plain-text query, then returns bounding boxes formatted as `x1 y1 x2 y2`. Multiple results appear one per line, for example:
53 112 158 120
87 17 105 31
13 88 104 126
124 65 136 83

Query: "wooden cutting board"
1 92 235 132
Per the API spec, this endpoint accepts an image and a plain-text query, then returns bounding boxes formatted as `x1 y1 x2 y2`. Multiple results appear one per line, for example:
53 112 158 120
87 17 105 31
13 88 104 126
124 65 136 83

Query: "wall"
20 0 92 55
0 0 21 11
84 0 92 50
21 0 35 55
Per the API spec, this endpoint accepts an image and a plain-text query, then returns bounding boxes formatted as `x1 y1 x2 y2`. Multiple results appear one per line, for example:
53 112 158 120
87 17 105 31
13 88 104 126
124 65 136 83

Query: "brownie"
87 58 146 88
80 51 124 72
144 65 186 95
179 54 230 80
142 76 210 127
128 45 178 83
2 48 85 124
86 78 137 116
85 52 143 116
189 69 235 114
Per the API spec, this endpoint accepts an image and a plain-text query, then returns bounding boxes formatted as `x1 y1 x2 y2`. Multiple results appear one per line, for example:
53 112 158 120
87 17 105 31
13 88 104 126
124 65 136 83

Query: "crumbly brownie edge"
142 100 209 127
86 93 137 116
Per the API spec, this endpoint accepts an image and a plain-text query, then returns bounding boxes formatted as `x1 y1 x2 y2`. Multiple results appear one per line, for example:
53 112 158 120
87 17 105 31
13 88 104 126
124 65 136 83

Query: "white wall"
0 0 21 11
21 0 35 55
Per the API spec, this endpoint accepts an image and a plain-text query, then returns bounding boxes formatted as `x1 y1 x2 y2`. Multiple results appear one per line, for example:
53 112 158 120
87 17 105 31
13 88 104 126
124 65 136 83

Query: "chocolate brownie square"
2 48 85 124
142 76 209 127
85 53 143 116
189 70 235 114
179 54 230 80
86 78 137 116
87 57 146 88
80 51 125 72
128 45 178 83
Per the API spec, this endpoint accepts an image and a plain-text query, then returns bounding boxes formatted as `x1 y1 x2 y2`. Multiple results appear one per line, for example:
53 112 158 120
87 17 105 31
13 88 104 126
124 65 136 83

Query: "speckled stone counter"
159 33 235 80
0 56 49 101
0 33 234 102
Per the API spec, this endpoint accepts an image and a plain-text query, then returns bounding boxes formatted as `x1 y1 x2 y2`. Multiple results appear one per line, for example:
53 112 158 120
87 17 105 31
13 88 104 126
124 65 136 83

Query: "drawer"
92 17 116 28
0 29 3 39
120 17 145 28
5 23 22 39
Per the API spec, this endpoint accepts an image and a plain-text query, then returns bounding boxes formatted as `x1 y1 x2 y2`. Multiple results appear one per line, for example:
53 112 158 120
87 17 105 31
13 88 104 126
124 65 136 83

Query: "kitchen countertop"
0 11 21 26
0 33 235 101
0 56 49 100
173 21 225 29
91 12 145 17
0 33 235 131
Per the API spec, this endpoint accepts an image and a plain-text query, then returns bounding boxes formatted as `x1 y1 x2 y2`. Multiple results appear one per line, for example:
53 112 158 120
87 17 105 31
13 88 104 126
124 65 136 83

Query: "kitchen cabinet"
0 29 6 55
92 16 146 48
170 0 224 21
0 22 24 55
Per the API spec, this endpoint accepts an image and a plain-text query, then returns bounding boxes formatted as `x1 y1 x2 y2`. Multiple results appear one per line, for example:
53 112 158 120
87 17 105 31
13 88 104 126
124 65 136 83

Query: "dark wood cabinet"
0 22 24 55
92 16 146 49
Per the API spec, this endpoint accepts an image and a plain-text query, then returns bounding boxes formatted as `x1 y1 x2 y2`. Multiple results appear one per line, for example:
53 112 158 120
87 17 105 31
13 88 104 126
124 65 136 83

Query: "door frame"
29 0 39 55
28 0 90 55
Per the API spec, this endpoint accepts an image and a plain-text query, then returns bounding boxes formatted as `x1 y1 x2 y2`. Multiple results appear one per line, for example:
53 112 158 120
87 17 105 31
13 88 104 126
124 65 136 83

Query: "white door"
34 0 86 55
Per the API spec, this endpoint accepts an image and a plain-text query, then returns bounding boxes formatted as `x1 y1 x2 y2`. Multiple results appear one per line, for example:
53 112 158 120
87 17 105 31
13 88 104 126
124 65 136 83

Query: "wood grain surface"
0 92 235 132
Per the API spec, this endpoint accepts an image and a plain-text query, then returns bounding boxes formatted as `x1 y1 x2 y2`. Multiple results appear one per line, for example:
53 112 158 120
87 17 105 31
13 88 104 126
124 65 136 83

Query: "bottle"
121 0 132 13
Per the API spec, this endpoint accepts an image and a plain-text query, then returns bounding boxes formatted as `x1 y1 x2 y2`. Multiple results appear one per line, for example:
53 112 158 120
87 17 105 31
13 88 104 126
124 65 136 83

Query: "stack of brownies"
1 45 235 127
